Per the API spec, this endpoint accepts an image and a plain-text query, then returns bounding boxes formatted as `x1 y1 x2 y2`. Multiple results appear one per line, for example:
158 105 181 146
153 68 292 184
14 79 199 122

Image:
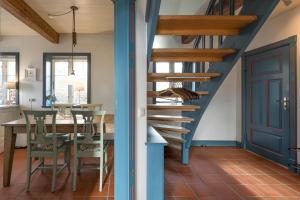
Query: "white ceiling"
0 0 114 36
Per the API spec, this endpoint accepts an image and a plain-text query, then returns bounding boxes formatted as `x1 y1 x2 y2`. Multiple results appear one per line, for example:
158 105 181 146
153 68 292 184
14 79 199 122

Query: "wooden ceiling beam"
0 0 59 43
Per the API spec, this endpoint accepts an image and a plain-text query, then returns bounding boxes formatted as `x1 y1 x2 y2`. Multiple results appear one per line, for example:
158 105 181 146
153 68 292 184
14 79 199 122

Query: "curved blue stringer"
181 0 280 165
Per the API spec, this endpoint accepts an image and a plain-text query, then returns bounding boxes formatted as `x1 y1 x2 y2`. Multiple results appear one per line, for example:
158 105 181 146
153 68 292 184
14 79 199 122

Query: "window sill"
0 105 19 110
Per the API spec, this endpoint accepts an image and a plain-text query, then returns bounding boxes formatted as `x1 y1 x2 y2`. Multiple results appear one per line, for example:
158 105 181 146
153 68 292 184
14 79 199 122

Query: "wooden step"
151 124 190 134
147 104 200 111
148 115 194 123
152 48 236 62
157 15 257 36
147 91 209 98
148 72 221 82
159 132 185 143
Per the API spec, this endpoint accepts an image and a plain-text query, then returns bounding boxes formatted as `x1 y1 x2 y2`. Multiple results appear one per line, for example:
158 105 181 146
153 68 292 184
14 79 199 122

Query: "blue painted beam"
114 0 136 199
182 0 280 164
146 0 161 63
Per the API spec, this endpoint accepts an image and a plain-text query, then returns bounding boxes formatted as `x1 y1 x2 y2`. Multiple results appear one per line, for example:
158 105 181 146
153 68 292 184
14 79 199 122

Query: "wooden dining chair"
80 104 103 111
52 103 74 118
23 110 71 192
71 110 108 192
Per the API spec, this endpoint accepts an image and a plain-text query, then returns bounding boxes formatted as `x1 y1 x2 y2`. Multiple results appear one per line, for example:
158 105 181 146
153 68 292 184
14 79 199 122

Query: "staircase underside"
147 0 280 165
181 0 280 164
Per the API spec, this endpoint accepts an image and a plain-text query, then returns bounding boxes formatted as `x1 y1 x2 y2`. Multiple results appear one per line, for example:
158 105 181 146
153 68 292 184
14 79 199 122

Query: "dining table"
1 114 114 187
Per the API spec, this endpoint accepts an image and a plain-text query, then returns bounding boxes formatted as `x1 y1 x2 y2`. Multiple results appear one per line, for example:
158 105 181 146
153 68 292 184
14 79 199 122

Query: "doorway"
242 36 297 166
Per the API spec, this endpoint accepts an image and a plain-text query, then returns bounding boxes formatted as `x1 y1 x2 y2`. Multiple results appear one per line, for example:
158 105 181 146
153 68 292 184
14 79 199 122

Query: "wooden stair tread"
148 115 194 123
148 72 221 82
157 15 257 36
152 48 236 62
147 91 208 98
151 124 190 134
147 104 200 111
159 133 185 143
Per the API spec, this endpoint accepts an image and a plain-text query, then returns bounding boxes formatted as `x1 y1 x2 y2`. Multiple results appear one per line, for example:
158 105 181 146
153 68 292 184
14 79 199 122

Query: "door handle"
276 97 289 110
282 97 289 110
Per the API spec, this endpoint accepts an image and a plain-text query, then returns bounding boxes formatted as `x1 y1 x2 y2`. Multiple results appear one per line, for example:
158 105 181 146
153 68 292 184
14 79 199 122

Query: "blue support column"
114 1 136 199
181 142 189 165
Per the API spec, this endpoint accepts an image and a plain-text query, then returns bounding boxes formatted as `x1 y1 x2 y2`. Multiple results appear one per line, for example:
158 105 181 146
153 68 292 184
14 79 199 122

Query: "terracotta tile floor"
2 146 300 200
164 146 300 200
0 146 114 200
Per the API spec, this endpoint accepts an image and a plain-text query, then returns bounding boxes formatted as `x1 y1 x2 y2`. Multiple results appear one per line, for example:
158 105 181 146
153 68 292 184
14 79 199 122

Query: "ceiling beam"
0 0 59 43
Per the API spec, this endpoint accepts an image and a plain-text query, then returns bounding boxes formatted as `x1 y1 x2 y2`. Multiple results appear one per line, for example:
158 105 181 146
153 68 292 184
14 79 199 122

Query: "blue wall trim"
191 140 241 147
114 1 136 199
182 0 280 165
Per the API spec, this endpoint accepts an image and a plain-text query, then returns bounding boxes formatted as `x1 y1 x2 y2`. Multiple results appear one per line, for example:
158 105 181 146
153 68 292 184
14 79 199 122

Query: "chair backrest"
52 103 73 116
71 110 106 144
80 104 103 111
23 110 57 147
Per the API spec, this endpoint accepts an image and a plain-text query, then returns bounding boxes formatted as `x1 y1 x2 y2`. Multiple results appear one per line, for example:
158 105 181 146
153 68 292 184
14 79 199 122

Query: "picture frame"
25 68 37 81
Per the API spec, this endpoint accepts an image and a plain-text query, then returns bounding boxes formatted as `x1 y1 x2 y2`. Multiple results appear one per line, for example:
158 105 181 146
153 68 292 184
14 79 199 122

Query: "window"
154 62 183 103
43 53 91 106
0 53 19 105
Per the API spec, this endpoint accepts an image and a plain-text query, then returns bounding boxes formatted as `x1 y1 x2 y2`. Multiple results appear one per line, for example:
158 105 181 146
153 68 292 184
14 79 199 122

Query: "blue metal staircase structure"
146 0 280 164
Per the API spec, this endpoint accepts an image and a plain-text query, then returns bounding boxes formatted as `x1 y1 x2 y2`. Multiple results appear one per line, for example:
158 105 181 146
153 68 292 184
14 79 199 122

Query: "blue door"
243 38 297 166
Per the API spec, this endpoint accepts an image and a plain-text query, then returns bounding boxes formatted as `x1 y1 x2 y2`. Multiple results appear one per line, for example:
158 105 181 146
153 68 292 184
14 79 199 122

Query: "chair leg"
51 154 58 193
39 157 45 174
65 144 71 172
25 156 32 192
77 158 81 174
99 155 103 192
73 157 78 191
104 148 108 174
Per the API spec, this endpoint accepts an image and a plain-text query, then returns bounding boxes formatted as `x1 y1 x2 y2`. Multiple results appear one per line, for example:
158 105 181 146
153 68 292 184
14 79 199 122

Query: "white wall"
135 0 148 199
193 65 240 141
0 34 114 113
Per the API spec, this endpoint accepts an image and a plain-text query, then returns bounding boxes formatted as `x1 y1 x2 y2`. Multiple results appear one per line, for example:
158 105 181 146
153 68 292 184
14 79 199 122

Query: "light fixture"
48 6 79 75
70 6 78 75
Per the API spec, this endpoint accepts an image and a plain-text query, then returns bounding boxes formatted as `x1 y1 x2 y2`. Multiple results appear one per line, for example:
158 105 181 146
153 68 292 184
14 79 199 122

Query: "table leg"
3 127 16 187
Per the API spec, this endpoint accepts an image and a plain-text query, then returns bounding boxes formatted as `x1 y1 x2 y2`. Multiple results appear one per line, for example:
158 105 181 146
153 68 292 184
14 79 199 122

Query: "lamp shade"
74 82 84 91
5 82 17 89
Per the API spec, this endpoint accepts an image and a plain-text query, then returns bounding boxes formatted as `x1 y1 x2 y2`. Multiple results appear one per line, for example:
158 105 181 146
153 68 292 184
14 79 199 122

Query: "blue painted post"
181 141 189 165
114 0 136 199
147 0 161 63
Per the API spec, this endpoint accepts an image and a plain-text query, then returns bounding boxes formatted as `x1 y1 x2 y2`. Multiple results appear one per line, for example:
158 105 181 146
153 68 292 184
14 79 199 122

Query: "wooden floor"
0 146 114 200
1 146 300 199
165 147 300 199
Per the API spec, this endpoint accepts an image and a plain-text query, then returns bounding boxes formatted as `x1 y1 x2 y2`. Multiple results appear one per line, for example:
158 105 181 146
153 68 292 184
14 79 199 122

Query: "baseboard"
191 140 241 147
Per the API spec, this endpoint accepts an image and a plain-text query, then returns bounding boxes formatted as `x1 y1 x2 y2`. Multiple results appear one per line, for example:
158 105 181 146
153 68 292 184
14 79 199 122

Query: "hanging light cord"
48 6 78 75
71 6 77 75
48 9 73 18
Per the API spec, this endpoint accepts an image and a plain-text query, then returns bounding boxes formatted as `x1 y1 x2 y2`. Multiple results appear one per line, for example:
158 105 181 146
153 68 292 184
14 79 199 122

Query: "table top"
2 114 114 127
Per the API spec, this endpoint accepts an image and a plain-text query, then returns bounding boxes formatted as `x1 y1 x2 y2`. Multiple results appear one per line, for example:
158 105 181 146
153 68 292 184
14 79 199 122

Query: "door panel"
244 44 292 166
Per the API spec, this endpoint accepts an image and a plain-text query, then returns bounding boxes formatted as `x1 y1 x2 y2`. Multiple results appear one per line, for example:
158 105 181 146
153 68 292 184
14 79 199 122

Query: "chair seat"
31 141 65 151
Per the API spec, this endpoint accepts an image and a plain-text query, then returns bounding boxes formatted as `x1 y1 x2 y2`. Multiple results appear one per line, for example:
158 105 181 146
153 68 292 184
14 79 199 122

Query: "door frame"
242 36 297 166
